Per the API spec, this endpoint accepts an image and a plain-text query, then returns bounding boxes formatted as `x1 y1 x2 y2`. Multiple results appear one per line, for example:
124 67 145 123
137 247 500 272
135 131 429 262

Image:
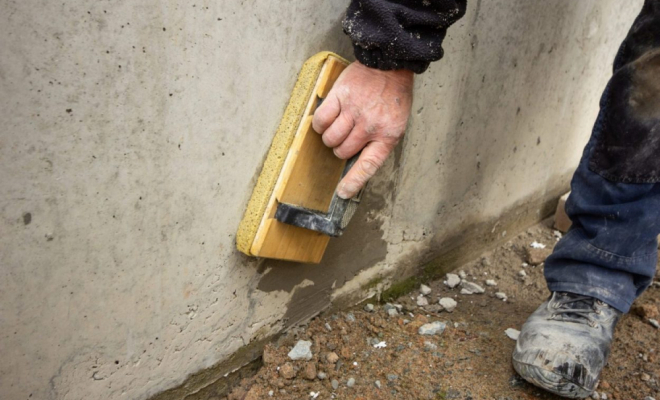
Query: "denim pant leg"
545 1 660 313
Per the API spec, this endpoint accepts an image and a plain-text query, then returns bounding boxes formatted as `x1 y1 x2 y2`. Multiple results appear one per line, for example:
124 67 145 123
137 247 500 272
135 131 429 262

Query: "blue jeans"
545 1 660 313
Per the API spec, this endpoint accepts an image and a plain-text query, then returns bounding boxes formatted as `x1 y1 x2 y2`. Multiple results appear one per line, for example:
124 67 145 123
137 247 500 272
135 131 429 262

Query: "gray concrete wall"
0 1 641 399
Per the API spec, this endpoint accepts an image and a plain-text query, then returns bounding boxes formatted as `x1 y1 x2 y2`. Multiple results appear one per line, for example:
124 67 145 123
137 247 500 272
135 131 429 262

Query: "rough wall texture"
0 1 642 399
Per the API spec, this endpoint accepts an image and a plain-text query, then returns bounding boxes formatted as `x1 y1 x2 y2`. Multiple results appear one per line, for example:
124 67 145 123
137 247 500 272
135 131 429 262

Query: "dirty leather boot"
512 292 623 398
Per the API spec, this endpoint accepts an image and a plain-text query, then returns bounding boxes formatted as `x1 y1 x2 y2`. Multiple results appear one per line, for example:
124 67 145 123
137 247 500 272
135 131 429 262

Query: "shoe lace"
550 292 604 328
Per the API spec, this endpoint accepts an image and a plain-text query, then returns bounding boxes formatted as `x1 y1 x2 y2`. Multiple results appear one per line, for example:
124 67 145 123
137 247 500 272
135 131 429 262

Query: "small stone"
383 303 396 311
424 341 438 351
495 292 508 301
601 393 608 400
325 322 332 331
481 257 491 267
387 308 399 317
317 371 327 380
403 319 410 324
600 381 610 389
458 270 467 279
387 374 398 381
347 377 356 388
505 328 520 341
268 390 274 397
485 279 497 286
331 379 339 390
288 340 313 361
326 352 339 364
518 270 527 277
418 321 447 336
262 346 278 365
644 397 656 400
445 273 461 288
460 289 472 295
591 391 600 400
375 380 382 389
526 246 551 266
417 295 429 306
420 284 432 295
439 297 458 312
302 362 317 380
364 303 375 312
279 362 296 379
649 319 660 329
641 372 651 381
345 313 356 323
461 281 485 294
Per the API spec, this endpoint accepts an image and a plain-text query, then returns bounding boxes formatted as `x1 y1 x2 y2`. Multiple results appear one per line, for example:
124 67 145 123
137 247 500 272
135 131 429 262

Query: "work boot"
512 292 623 399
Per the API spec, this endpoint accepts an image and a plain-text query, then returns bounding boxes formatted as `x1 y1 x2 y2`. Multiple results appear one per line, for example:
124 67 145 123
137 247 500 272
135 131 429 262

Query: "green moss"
362 276 384 291
381 276 419 303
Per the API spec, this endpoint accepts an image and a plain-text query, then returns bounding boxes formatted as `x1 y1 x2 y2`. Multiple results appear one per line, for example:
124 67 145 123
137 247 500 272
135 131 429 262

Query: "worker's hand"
312 61 414 199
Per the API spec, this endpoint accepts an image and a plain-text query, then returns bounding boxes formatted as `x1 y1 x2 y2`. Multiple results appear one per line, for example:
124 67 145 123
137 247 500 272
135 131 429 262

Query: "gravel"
387 308 399 317
375 380 382 389
439 297 458 312
445 273 461 288
485 279 497 286
495 292 508 301
417 295 429 306
461 281 485 294
364 303 375 312
420 284 432 295
347 377 356 388
331 379 339 390
419 321 447 336
288 340 313 361
649 319 660 329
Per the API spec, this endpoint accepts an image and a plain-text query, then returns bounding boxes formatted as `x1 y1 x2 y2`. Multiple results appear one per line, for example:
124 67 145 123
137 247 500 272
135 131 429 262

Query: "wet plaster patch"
257 190 388 329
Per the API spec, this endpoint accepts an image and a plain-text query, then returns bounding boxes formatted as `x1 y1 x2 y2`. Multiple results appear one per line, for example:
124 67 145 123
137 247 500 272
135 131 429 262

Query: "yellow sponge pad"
236 51 348 256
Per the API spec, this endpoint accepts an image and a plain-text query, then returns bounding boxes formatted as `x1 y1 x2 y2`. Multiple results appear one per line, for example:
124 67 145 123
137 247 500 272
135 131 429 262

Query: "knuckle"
359 157 383 177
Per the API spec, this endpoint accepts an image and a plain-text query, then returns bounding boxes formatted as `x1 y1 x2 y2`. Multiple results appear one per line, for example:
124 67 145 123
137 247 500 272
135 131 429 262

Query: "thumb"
336 141 391 199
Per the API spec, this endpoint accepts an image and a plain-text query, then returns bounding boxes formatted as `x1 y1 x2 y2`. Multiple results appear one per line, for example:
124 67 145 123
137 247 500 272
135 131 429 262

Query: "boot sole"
512 357 592 399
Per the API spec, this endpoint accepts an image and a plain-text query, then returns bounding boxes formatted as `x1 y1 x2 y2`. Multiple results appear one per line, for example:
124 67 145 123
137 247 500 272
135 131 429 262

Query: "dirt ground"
224 220 660 400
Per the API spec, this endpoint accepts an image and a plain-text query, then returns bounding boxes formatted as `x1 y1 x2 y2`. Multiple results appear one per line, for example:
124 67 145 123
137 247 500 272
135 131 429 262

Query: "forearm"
343 0 468 73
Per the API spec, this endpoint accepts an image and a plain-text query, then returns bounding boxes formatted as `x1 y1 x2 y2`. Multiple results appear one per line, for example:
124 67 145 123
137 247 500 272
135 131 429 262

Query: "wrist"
354 60 414 87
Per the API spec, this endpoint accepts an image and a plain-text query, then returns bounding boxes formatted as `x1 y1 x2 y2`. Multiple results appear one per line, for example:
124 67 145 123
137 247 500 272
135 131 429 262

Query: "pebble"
279 362 296 379
288 340 313 361
326 352 339 364
601 394 608 400
317 371 327 380
439 297 458 312
325 322 332 331
505 328 520 341
375 380 382 389
383 303 396 312
526 246 551 266
347 377 356 388
268 390 274 397
387 374 398 381
458 270 467 279
387 308 399 317
641 372 651 381
485 279 497 286
420 284 432 295
644 397 656 400
445 273 461 288
518 270 527 277
461 281 485 294
591 391 600 400
345 313 356 323
331 379 339 390
419 321 447 336
649 319 660 329
302 363 317 380
364 303 375 312
495 292 508 301
417 295 429 306
424 341 438 351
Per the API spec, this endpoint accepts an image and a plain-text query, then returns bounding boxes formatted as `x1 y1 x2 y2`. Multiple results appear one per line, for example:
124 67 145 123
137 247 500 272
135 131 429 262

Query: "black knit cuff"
352 44 430 74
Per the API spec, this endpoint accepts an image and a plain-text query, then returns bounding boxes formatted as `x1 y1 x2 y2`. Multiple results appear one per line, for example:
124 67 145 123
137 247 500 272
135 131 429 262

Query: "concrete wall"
0 1 641 399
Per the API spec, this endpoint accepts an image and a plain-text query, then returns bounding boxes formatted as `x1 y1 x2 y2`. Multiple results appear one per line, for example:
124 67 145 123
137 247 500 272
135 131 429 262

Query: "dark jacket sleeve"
342 0 467 73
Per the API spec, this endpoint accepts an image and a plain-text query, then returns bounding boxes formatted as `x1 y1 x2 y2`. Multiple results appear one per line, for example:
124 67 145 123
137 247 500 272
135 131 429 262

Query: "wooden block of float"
236 53 349 263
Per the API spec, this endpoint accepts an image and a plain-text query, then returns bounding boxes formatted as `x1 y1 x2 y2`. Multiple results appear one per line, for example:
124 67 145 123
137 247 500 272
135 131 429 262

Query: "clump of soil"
226 220 660 400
